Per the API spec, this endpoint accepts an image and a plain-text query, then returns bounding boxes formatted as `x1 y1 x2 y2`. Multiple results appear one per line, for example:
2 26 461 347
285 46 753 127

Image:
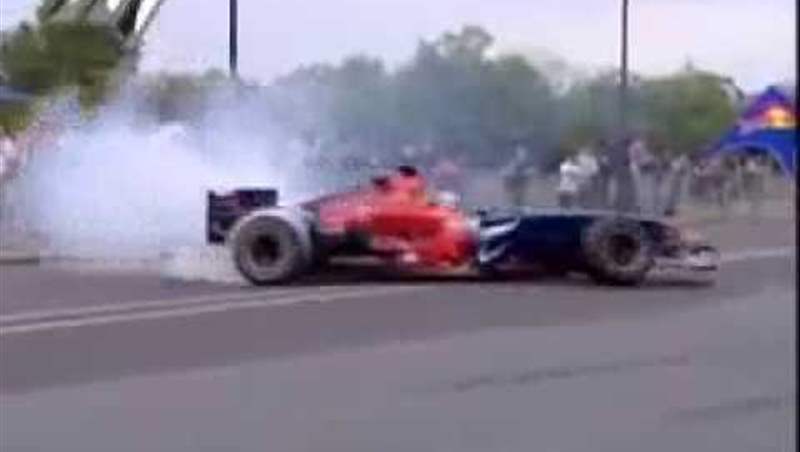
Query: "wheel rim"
250 235 281 267
606 234 640 267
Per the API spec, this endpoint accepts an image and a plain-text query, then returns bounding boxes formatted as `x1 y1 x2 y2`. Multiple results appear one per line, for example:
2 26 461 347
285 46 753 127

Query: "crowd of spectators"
500 136 776 219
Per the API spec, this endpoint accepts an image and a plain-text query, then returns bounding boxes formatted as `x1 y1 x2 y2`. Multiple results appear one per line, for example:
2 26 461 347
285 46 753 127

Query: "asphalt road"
0 218 796 452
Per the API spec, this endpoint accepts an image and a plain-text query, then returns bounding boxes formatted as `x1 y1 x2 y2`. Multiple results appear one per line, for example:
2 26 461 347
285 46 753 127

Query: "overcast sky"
1 0 796 90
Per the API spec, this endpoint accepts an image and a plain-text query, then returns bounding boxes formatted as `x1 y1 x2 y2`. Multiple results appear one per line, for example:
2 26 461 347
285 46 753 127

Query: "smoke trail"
14 83 313 263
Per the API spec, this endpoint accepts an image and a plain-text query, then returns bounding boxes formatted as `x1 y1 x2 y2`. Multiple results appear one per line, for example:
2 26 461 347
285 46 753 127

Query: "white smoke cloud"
14 83 314 261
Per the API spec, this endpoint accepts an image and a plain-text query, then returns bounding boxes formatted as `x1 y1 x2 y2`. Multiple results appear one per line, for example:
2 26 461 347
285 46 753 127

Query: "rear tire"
230 214 311 285
582 218 654 286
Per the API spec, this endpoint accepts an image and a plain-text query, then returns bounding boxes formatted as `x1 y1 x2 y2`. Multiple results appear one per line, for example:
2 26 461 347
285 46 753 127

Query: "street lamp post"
613 0 637 212
229 0 238 78
619 0 629 138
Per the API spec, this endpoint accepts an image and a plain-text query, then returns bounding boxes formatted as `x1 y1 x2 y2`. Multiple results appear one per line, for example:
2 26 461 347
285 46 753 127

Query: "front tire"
582 218 654 286
230 214 311 285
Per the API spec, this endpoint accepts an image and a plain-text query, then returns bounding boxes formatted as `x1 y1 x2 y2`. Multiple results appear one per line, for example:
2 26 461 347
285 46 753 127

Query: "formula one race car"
207 166 719 286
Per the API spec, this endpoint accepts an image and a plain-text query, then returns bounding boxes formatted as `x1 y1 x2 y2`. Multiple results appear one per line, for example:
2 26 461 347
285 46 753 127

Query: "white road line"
0 286 429 336
0 286 401 326
720 247 795 264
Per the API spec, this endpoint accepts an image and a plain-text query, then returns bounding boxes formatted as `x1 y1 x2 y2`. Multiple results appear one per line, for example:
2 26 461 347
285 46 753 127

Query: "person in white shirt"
575 147 599 207
558 154 583 209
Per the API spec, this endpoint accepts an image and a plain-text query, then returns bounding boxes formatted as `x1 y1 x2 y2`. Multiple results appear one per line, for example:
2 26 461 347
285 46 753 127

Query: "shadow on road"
253 260 715 290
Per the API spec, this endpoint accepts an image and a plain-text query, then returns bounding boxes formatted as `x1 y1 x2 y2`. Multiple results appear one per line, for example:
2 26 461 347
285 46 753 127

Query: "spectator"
501 145 535 207
723 156 743 203
558 153 583 209
653 148 672 215
594 140 613 209
431 155 464 195
663 153 690 217
629 138 660 215
707 158 731 216
575 146 599 208
690 159 712 202
742 153 768 220
609 137 637 212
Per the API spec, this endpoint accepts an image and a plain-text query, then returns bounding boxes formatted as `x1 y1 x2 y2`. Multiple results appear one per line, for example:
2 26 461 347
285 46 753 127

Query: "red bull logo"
762 105 795 129
739 101 796 134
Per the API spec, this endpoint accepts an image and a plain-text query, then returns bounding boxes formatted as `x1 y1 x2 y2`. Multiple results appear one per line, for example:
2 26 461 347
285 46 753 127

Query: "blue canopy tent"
704 86 797 178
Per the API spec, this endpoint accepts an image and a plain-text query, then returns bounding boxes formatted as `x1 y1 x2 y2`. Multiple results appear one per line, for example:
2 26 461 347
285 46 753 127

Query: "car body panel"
475 208 676 269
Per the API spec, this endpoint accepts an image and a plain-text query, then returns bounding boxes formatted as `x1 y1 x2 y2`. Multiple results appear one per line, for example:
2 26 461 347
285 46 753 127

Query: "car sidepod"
475 210 592 270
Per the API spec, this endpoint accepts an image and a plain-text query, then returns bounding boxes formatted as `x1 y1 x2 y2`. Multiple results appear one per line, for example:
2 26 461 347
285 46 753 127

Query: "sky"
1 0 796 91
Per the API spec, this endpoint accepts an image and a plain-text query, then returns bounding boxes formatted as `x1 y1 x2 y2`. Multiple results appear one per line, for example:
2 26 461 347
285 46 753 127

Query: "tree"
328 56 392 149
480 55 556 151
265 63 338 143
391 25 555 164
556 71 649 152
1 21 123 110
641 70 736 154
437 25 494 62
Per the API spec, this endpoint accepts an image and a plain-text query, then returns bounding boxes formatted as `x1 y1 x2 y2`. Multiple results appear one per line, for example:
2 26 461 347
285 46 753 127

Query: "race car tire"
229 210 312 285
582 218 654 286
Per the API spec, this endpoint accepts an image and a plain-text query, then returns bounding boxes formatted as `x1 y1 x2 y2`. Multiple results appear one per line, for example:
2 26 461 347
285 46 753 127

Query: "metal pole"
127 0 169 51
613 0 636 213
229 0 238 78
619 0 629 138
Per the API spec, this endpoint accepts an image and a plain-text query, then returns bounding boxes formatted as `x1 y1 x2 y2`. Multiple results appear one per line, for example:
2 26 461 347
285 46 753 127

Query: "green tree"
138 69 232 123
328 56 392 148
266 63 338 142
1 21 123 109
641 70 736 154
393 25 555 164
479 54 555 154
556 71 650 153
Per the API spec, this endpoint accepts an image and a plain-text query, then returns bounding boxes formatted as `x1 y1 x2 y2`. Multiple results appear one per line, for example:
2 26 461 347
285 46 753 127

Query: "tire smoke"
13 84 314 262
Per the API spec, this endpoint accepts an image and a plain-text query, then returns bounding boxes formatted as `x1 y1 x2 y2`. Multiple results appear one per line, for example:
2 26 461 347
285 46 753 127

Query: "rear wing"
206 188 278 244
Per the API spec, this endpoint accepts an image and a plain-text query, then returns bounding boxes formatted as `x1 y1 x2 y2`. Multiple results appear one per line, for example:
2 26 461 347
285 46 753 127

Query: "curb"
0 252 41 265
674 216 727 228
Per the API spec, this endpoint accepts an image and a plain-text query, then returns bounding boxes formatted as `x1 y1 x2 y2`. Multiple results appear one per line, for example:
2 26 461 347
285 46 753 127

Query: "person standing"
432 155 464 195
691 159 713 203
575 146 599 208
594 140 613 209
557 153 583 209
652 149 671 215
630 138 660 215
610 137 637 213
742 153 767 220
663 153 690 217
627 138 649 213
502 145 534 207
707 158 731 217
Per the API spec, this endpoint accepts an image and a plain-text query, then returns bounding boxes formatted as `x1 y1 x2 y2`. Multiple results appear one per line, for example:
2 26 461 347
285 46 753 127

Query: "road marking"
0 285 419 328
0 287 328 326
0 286 428 336
720 247 795 264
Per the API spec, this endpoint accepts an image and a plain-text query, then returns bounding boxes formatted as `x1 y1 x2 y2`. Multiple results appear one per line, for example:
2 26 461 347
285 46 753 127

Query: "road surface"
0 217 795 452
